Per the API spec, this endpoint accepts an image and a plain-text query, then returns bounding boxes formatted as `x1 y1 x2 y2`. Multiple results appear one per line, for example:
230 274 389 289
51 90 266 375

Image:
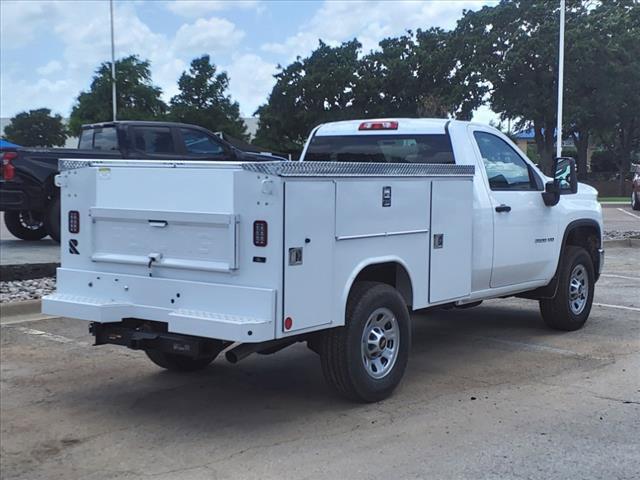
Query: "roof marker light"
358 121 398 131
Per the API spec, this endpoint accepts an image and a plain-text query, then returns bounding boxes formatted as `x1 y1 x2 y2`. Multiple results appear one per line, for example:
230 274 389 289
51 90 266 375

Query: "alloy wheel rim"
361 307 399 379
18 211 44 231
568 264 589 315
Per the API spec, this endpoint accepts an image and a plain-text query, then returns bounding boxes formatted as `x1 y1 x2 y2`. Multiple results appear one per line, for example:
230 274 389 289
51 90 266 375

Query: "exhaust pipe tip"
225 350 240 364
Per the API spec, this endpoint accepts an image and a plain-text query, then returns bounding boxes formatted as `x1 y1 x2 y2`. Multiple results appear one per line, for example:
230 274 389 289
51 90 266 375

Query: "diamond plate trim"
242 161 474 177
59 159 93 171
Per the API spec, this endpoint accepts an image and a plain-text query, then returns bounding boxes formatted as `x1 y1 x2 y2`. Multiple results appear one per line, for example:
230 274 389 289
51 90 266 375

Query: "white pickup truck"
43 118 604 402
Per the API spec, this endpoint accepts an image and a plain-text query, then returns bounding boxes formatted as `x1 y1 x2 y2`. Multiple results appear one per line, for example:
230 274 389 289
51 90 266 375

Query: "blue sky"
1 0 497 121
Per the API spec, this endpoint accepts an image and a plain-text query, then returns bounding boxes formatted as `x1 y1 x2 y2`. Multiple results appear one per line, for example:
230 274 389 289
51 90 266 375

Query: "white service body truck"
44 119 604 402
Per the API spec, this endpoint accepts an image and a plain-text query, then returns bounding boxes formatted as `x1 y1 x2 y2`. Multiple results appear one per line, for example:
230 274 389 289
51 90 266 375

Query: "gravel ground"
0 277 55 303
603 230 640 240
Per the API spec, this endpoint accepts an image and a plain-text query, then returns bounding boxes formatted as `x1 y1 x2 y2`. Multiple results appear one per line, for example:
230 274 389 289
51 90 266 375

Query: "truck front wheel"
3 210 47 240
540 246 595 331
320 281 411 402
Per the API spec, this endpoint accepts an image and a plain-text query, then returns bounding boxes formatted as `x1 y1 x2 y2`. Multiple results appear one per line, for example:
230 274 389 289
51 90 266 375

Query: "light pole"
556 0 565 159
110 0 117 121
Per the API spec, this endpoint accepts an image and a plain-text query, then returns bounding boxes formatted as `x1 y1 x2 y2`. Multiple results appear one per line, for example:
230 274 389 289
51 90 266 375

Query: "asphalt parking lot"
1 245 638 480
602 203 640 233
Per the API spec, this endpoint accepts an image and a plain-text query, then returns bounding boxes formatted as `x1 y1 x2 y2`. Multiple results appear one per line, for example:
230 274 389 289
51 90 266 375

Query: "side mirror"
542 157 577 206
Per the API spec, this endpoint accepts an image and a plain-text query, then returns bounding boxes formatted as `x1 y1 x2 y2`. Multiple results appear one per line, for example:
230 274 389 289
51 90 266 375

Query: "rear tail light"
359 121 398 131
68 210 80 234
253 220 268 246
284 317 293 330
1 151 17 180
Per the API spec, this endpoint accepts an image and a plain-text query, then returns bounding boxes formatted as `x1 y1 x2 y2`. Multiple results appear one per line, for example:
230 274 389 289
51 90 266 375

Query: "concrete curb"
603 238 640 248
0 299 42 318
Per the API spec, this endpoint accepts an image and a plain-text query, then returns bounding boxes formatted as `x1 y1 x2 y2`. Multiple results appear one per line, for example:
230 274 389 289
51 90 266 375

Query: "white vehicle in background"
43 118 604 402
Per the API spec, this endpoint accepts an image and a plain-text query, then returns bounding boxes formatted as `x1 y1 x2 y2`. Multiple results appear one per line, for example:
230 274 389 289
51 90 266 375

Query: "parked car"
0 121 281 242
44 118 603 402
632 164 640 210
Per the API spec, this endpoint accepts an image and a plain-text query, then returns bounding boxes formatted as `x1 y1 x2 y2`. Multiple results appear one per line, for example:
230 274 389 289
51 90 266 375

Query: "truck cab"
43 118 603 402
300 119 603 298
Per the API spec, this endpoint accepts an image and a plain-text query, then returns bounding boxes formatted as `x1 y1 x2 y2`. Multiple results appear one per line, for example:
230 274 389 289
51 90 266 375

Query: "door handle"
148 220 168 228
495 204 511 213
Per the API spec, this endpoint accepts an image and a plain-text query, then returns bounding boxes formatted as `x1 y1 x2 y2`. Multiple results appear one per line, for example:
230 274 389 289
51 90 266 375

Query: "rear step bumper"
90 321 227 358
42 268 277 343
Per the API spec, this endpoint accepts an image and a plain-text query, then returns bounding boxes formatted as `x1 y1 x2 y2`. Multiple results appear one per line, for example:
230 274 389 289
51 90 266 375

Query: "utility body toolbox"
44 160 474 343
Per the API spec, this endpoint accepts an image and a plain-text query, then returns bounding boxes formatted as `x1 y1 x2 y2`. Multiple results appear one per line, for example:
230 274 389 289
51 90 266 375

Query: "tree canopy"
170 55 248 140
3 108 68 147
253 40 361 151
69 55 167 135
253 32 483 152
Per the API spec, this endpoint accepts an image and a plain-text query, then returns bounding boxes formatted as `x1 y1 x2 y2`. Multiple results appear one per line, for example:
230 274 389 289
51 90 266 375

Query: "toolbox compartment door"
283 180 335 333
84 166 240 275
429 179 473 303
90 208 238 272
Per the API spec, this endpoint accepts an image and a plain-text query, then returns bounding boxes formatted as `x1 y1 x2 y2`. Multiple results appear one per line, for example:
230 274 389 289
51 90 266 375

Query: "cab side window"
473 131 538 191
180 129 224 155
133 127 175 154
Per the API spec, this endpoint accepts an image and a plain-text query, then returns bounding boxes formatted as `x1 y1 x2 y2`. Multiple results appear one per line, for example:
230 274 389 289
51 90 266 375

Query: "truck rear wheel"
539 246 594 331
320 281 411 402
3 210 47 240
145 349 219 372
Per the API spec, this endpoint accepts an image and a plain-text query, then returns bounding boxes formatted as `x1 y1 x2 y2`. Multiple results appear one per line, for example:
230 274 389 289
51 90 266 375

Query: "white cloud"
36 60 63 76
0 1 246 116
166 0 259 17
173 17 245 55
224 54 277 116
0 75 75 117
262 0 497 59
471 104 499 126
0 0 56 49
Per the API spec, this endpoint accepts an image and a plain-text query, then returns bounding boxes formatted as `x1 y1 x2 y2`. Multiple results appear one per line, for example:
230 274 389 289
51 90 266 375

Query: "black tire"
44 195 61 243
3 210 47 240
540 246 595 331
145 349 218 372
632 192 640 211
320 281 411 402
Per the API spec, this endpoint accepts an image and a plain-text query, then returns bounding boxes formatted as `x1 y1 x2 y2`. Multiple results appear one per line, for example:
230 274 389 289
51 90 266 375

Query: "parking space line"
13 327 90 346
600 274 640 281
0 315 61 326
616 208 640 220
593 302 640 312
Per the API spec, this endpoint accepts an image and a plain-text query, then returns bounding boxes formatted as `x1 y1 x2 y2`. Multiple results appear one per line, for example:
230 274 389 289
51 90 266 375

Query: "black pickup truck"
0 121 281 242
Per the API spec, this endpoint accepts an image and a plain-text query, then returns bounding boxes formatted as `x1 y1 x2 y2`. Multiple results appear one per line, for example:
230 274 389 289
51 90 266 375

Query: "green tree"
169 55 247 140
453 1 588 173
353 34 420 117
585 0 640 191
253 40 361 152
4 108 68 147
563 0 640 181
69 55 167 135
